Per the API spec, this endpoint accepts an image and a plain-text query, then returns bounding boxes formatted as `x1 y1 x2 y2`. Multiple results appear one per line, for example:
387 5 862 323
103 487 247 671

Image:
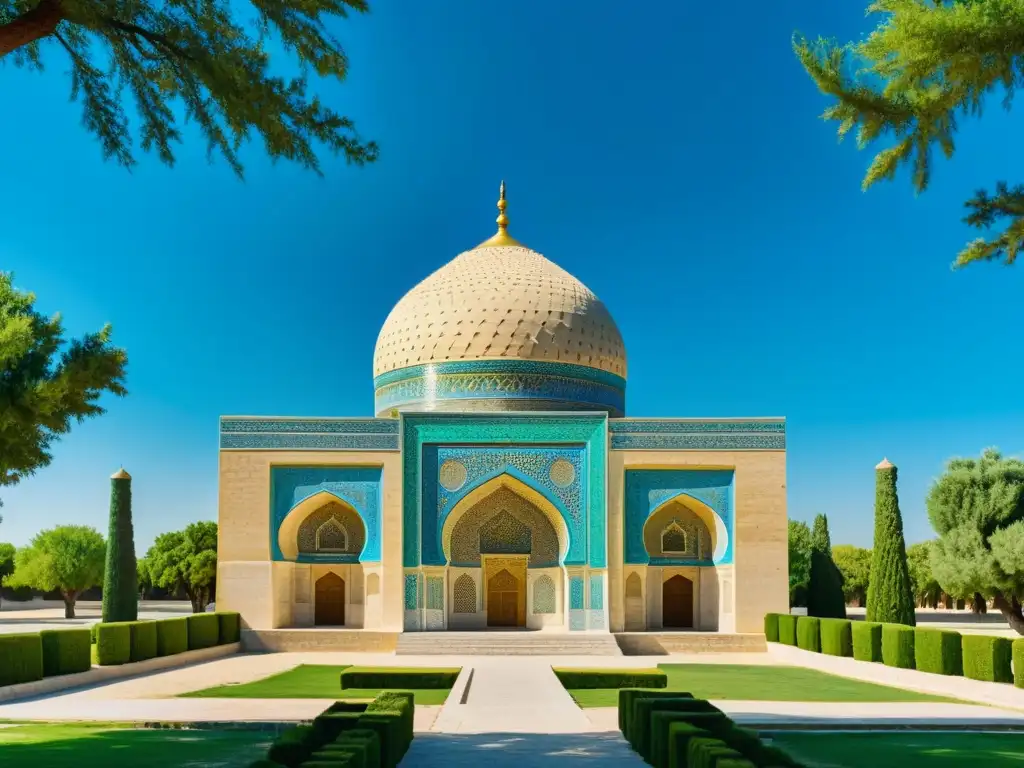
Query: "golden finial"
476 180 523 248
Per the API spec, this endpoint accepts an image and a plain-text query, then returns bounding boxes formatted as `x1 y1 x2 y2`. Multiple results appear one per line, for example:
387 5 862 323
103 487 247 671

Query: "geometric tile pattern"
221 417 399 451
296 501 365 561
609 418 785 451
532 575 556 614
404 574 419 610
453 574 477 614
426 576 445 611
449 488 560 568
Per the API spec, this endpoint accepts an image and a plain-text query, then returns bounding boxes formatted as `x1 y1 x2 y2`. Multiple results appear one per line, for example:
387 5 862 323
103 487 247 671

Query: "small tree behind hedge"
807 514 847 618
866 459 916 626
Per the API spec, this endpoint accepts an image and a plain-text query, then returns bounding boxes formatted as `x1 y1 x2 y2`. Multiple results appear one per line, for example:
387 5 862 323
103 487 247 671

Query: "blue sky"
1 1 1021 554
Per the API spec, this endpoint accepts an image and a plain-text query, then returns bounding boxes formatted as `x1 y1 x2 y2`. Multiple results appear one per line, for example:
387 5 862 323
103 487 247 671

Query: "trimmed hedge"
39 629 91 677
796 617 821 652
764 613 780 643
881 624 915 669
633 697 720 759
820 618 853 657
156 617 189 657
553 667 667 690
90 624 99 645
914 628 962 676
359 691 414 768
0 633 44 686
778 614 798 646
852 621 883 662
1014 639 1024 689
619 688 692 738
962 635 1013 684
313 728 381 768
95 622 132 666
217 611 241 644
268 725 319 767
651 710 734 768
187 613 220 650
340 666 460 690
130 621 158 663
688 737 745 768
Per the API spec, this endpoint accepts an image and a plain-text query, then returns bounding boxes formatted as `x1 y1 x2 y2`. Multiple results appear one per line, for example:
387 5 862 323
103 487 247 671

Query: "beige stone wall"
217 450 403 631
607 450 787 634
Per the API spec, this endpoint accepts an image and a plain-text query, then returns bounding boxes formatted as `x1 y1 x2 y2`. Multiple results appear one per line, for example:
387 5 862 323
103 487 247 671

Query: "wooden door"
662 574 694 629
487 569 522 627
315 572 346 626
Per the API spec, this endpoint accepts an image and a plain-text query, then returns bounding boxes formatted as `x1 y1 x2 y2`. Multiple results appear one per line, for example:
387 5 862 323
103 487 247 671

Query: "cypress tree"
807 513 847 619
866 459 916 626
102 467 138 623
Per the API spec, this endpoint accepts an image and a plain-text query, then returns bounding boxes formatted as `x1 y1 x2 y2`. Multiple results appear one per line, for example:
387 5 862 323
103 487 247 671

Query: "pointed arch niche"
279 491 367 562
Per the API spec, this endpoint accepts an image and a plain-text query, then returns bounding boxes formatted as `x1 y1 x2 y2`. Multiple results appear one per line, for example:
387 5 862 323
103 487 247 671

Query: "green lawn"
768 732 1024 767
181 664 452 705
565 664 958 708
0 723 271 768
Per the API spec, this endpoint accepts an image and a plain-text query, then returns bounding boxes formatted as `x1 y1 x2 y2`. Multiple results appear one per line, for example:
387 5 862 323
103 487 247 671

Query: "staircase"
395 630 623 656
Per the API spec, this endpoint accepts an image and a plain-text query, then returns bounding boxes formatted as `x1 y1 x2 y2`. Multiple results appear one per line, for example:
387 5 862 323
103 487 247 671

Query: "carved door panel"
315 572 346 626
662 574 693 629
487 568 522 627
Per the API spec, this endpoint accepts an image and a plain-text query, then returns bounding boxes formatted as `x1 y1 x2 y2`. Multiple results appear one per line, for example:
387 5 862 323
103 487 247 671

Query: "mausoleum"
217 184 788 649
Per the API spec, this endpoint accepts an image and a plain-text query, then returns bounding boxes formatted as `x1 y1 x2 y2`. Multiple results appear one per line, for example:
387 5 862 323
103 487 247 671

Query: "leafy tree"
0 0 378 176
907 541 943 608
788 519 812 606
794 0 1024 267
866 459 916 625
102 468 137 622
136 554 152 599
0 273 127 506
145 521 217 613
832 544 872 607
0 541 15 608
808 514 847 618
8 525 105 618
927 448 1024 634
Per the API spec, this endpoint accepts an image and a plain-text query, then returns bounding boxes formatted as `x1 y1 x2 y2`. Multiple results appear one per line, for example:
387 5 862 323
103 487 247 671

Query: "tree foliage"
866 462 916 625
808 514 847 618
102 470 137 622
832 544 872 607
8 524 105 617
927 448 1024 634
0 541 15 607
144 521 217 613
794 0 1024 267
0 0 378 175
788 519 812 606
906 540 943 607
0 273 127 506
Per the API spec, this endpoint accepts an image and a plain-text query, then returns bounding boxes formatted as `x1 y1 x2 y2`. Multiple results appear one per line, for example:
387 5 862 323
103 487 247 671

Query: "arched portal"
314 572 346 626
487 569 523 627
279 491 367 561
662 574 694 629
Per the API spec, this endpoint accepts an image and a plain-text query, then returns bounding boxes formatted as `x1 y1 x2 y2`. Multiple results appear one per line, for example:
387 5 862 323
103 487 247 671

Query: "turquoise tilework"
270 467 383 563
570 576 585 610
373 360 626 417
426 576 444 611
608 419 784 450
623 469 735 566
221 417 399 451
404 574 419 610
402 413 608 569
423 445 586 566
589 574 604 610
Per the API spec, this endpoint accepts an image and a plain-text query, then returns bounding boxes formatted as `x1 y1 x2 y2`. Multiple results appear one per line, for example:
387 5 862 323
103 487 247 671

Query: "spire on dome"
476 180 523 248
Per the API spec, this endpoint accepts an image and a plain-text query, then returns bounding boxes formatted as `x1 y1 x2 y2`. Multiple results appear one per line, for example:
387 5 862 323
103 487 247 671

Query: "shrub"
129 621 158 663
187 613 220 650
778 614 798 646
553 667 666 690
865 462 916 626
619 688 691 738
962 635 1013 683
90 624 98 644
39 629 91 676
95 622 132 666
267 725 320 767
796 616 821 652
1014 639 1024 689
217 611 241 644
882 624 915 669
312 729 381 768
852 621 883 662
156 617 188 656
633 697 721 760
764 613 780 643
914 628 963 676
340 666 460 690
650 710 731 768
687 736 745 768
820 618 853 657
667 721 710 768
359 691 414 768
311 712 364 743
0 633 44 686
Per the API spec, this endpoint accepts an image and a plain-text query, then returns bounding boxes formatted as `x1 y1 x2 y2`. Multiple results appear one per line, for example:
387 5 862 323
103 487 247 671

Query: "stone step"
396 631 623 656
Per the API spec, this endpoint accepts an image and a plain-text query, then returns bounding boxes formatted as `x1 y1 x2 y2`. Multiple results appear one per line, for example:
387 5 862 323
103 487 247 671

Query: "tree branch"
0 0 63 58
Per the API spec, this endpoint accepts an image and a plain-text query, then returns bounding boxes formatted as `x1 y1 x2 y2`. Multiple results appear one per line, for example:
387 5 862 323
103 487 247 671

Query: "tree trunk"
0 0 64 58
62 590 78 619
972 592 988 614
993 593 1024 635
188 588 204 614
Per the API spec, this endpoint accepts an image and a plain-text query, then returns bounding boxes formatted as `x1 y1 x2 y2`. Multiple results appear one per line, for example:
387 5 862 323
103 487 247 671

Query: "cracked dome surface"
373 244 627 379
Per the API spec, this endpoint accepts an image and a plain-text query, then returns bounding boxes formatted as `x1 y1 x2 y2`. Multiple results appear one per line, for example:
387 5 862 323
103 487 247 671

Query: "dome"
373 183 627 417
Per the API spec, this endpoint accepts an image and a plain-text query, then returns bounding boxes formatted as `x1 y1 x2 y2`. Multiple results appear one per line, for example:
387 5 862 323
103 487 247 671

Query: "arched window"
453 573 477 614
532 575 556 614
661 522 688 555
315 517 349 552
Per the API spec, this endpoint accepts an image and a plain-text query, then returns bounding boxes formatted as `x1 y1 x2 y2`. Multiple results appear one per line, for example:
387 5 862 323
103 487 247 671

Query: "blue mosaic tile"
569 576 585 610
611 433 785 450
270 467 383 563
589 574 604 610
404 574 419 610
221 418 399 434
426 576 444 610
607 419 785 451
609 419 784 434
221 433 399 451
